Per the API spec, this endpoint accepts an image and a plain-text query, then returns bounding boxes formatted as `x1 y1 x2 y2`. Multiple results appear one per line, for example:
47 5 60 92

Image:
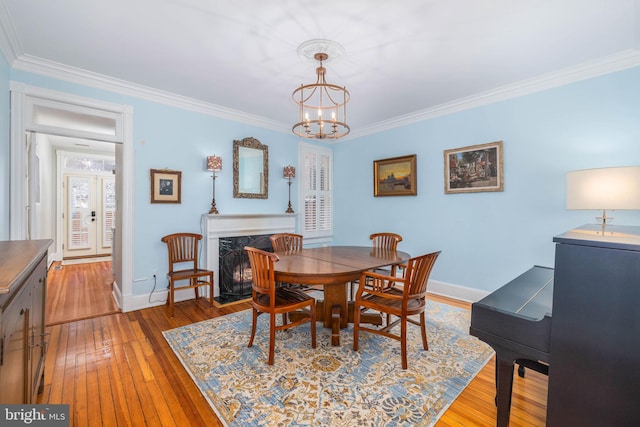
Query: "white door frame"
10 82 135 312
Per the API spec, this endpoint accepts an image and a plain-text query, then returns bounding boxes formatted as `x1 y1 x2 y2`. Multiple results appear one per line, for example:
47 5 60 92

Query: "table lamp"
566 166 640 232
207 155 222 214
283 165 295 213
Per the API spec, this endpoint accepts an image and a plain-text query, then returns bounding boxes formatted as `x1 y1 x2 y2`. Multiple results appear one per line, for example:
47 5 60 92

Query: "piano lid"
473 265 553 321
470 265 554 362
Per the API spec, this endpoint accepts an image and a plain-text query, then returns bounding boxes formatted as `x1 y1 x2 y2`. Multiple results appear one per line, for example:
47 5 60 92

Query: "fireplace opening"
217 234 273 304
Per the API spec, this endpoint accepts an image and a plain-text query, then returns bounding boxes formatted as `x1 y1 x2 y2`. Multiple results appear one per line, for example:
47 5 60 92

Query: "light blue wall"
0 51 10 240
5 65 640 297
333 66 640 292
9 70 299 296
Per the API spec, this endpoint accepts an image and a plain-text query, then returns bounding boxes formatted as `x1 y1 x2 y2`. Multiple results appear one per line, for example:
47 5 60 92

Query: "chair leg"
194 278 200 299
168 280 175 317
401 317 408 370
420 312 429 351
310 304 316 349
268 313 276 365
353 304 360 351
248 308 258 348
209 275 214 308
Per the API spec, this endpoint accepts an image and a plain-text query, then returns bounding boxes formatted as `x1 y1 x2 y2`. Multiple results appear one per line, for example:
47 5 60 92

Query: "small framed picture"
444 141 503 194
373 154 417 197
150 169 182 203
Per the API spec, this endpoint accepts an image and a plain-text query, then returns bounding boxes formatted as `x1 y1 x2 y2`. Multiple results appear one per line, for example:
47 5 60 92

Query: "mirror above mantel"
233 137 269 199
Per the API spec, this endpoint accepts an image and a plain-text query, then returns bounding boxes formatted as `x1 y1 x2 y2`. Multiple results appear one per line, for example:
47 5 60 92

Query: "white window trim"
297 141 333 245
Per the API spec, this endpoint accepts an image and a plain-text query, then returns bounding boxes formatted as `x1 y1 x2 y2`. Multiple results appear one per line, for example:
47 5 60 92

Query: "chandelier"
292 44 350 140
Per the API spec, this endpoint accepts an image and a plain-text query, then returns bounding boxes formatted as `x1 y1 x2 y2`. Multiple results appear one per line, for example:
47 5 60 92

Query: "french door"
64 174 115 258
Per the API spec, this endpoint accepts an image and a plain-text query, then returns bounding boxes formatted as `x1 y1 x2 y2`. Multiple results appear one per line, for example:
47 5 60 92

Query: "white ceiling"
2 0 639 139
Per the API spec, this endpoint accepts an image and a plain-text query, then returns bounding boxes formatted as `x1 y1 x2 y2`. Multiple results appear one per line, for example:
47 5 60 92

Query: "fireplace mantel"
201 213 296 297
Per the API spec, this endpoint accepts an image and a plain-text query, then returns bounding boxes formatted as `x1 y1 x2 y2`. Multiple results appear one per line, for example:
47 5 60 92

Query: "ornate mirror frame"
233 137 269 199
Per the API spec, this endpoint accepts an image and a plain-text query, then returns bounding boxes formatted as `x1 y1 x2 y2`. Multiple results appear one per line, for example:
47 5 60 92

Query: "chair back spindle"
404 251 440 299
245 246 278 304
270 233 304 252
369 232 403 251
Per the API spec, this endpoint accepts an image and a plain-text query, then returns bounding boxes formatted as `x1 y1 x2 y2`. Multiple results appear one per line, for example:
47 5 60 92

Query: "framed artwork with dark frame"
373 154 417 197
444 141 503 194
150 169 182 203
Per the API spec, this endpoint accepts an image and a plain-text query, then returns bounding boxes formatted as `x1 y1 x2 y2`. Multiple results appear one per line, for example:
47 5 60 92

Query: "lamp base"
209 199 219 215
285 202 294 214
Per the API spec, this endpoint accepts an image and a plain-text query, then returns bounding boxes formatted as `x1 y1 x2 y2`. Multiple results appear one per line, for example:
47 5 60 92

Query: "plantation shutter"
101 177 116 248
300 143 333 240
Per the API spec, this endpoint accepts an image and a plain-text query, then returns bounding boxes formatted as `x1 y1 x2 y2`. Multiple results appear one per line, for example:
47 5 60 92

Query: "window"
298 142 333 242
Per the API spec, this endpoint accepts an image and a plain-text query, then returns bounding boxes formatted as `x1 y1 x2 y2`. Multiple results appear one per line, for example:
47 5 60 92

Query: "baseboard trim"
126 280 489 312
428 280 490 303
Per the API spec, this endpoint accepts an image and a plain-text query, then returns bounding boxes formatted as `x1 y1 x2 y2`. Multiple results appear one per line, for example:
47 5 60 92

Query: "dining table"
272 245 410 345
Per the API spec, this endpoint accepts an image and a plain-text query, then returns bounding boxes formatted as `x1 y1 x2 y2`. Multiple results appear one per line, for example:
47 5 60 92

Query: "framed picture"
150 169 182 203
373 154 417 197
444 141 503 194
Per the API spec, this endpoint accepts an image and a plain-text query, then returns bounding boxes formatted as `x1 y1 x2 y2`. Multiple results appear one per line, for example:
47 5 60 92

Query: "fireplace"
201 213 297 301
218 234 273 303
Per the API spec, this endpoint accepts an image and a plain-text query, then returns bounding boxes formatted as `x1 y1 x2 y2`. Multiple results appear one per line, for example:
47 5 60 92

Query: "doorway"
34 134 119 321
10 83 134 311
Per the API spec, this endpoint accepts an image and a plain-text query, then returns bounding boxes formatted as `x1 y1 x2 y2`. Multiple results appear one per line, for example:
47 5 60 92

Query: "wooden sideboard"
0 240 51 404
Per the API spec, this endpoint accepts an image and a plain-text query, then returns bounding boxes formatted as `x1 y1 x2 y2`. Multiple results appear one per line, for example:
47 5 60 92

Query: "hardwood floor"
46 261 120 325
39 268 547 426
433 296 548 427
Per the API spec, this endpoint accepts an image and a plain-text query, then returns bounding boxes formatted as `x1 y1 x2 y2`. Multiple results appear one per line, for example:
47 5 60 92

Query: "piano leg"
493 348 519 427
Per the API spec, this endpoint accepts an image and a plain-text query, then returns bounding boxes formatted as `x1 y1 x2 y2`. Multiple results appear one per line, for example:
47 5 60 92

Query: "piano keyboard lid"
473 265 553 321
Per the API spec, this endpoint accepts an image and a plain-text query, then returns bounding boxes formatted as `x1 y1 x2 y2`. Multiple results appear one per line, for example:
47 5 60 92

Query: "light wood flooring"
39 263 547 426
46 261 120 325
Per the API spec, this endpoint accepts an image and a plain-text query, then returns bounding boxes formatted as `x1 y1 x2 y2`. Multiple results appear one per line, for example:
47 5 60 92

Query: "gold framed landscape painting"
373 154 417 197
150 169 182 203
444 141 504 194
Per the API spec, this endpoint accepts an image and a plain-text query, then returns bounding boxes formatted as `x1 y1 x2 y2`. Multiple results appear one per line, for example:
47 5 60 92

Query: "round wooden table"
273 246 410 345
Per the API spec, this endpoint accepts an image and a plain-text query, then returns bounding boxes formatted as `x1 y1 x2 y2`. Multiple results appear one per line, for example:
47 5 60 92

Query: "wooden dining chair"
161 232 214 317
245 246 316 365
270 233 310 290
270 233 304 252
353 250 441 369
350 232 404 300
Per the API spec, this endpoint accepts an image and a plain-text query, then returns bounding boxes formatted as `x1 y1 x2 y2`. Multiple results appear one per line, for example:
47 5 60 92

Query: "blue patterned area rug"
163 300 493 426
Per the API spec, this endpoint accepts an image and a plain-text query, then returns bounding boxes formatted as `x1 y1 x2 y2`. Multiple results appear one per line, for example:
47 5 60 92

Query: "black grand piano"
469 265 553 427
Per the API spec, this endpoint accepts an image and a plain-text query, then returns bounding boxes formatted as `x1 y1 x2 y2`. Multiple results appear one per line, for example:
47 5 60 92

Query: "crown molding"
6 42 640 141
0 0 21 64
11 54 289 133
348 49 640 141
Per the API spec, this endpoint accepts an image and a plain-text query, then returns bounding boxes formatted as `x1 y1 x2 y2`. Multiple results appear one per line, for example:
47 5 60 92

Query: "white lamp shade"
566 166 640 210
